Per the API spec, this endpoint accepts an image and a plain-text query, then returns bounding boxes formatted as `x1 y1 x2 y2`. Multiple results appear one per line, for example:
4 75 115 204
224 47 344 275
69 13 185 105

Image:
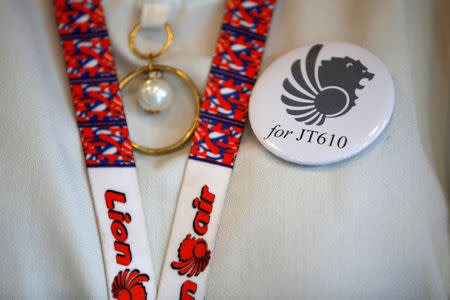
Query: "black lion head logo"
281 44 374 125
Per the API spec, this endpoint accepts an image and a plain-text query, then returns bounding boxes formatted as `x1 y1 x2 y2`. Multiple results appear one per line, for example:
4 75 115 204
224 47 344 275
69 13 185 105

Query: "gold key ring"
129 23 173 60
120 65 200 155
121 23 201 155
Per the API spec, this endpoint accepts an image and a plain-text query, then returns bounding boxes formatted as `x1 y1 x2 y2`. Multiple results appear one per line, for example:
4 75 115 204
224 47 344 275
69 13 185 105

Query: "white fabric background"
0 0 448 299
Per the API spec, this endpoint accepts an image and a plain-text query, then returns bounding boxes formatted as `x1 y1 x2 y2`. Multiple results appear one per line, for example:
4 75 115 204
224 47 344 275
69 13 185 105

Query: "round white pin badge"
249 42 394 165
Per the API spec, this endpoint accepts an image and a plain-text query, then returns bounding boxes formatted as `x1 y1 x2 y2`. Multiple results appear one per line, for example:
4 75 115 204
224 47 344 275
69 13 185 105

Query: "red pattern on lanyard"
54 0 276 167
55 0 133 167
190 0 276 168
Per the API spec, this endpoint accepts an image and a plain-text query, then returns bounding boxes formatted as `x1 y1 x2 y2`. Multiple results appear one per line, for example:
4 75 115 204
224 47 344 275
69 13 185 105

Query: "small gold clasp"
129 23 173 60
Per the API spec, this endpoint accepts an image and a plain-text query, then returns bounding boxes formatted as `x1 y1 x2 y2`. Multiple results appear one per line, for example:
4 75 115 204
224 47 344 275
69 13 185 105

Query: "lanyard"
54 0 276 299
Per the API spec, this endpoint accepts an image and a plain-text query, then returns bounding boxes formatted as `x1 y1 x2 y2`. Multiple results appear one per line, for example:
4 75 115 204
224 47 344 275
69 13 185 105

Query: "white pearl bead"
138 77 171 113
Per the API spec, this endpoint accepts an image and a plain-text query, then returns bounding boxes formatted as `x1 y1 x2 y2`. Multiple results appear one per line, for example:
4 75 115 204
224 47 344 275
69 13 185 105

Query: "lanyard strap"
54 0 276 299
157 1 276 299
54 1 156 299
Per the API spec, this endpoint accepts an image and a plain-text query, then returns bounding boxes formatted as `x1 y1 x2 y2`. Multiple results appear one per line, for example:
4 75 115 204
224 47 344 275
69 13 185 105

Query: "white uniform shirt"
0 0 448 299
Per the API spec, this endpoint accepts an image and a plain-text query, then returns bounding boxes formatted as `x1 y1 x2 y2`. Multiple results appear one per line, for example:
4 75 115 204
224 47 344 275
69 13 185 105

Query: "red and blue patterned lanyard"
54 0 276 299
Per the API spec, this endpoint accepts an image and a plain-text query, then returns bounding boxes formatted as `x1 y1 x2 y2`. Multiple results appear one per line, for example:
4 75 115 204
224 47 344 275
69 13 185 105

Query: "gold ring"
129 23 173 60
119 65 201 155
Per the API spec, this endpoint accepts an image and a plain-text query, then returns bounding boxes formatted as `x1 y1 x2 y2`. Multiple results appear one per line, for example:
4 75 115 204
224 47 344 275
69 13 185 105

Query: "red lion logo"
171 234 211 277
111 269 149 300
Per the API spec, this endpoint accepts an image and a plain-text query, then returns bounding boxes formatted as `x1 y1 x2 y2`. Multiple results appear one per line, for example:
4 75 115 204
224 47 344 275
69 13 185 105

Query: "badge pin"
249 42 395 165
